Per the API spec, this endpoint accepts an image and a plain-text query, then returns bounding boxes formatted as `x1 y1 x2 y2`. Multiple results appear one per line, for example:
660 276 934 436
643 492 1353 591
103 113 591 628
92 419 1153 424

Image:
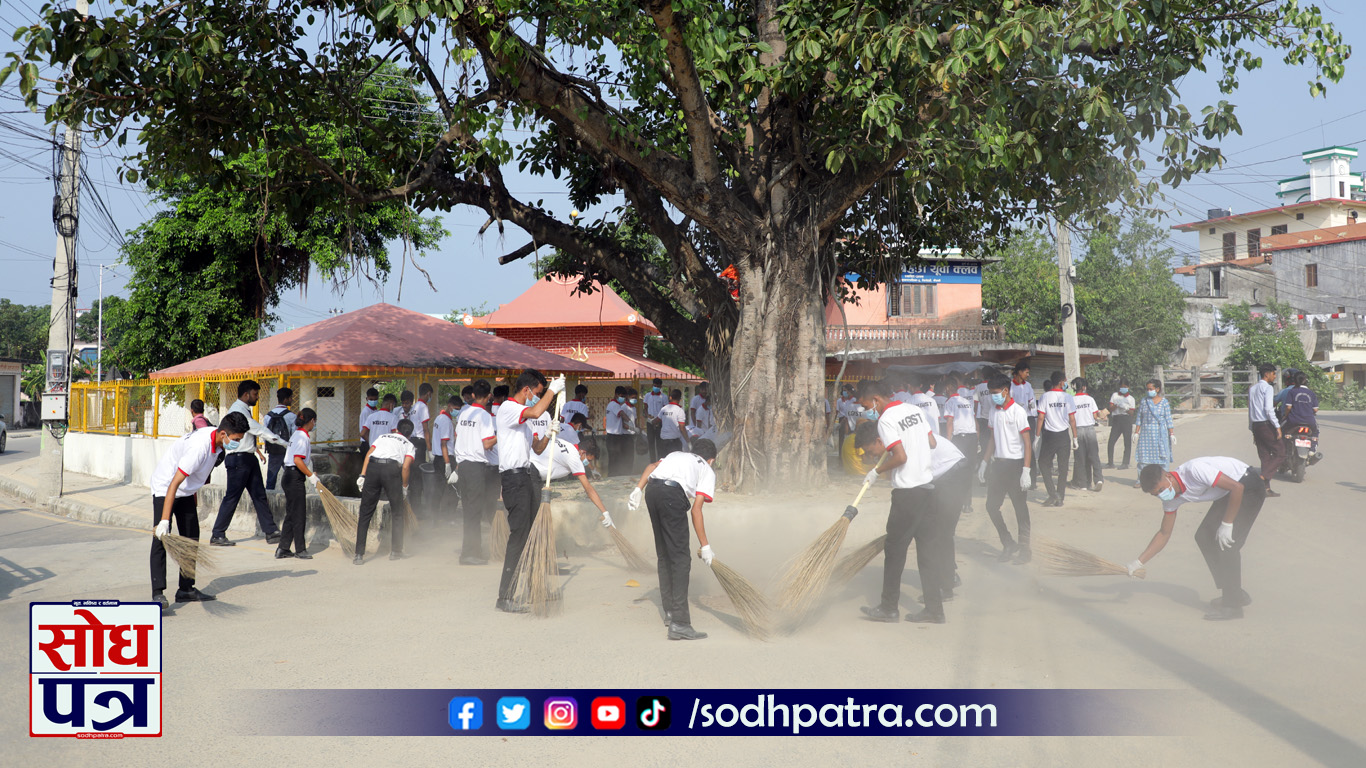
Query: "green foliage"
1222 300 1312 372
645 337 704 377
983 219 1189 390
443 303 492 324
22 363 45 400
0 299 50 362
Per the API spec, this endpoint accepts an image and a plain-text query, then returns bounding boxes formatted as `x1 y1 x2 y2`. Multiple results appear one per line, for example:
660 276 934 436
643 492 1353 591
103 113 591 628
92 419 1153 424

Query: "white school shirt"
990 401 1031 460
528 411 554 455
495 400 537 471
837 397 859 429
605 400 634 435
876 401 934 489
364 409 398 437
649 451 717 502
394 401 430 435
150 427 222 498
642 391 668 419
973 381 993 420
1037 389 1075 433
929 433 967 480
1162 457 1252 513
560 398 590 426
432 410 456 457
546 438 588 481
358 403 376 432
948 394 977 435
689 394 708 425
487 403 502 465
693 403 715 434
369 432 416 463
893 389 915 407
285 428 313 472
559 422 580 446
1010 380 1037 416
908 392 940 429
658 402 687 440
1109 392 1136 417
1072 394 1099 428
933 394 948 424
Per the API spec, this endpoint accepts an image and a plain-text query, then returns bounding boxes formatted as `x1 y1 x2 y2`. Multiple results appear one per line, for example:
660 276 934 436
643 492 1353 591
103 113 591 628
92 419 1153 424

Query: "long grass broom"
1035 538 1146 579
511 399 565 617
830 534 888 588
403 499 420 533
158 533 218 579
490 508 510 561
775 454 887 617
606 522 652 573
708 558 773 640
316 484 358 556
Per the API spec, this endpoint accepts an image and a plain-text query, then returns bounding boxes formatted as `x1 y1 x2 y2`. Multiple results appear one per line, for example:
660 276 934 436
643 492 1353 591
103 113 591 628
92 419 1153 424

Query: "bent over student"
354 420 418 565
1127 457 1268 621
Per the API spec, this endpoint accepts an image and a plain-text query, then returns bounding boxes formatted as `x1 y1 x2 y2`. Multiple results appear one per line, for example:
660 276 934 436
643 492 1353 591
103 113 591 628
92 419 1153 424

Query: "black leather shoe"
153 593 169 613
275 548 293 559
1012 547 1033 565
209 537 235 547
459 556 488 566
663 611 672 626
1043 497 1063 508
1264 489 1281 498
174 588 215 602
1105 463 1115 469
353 554 365 565
390 551 408 561
905 609 946 624
996 542 1017 562
859 605 899 623
667 623 708 640
495 599 529 614
294 550 313 560
1203 604 1244 621
266 533 282 545
1210 589 1252 609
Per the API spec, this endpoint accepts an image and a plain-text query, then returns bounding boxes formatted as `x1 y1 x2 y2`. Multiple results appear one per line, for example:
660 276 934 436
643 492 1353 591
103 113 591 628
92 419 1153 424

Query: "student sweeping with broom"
149 411 249 613
354 419 418 565
1128 458 1268 621
494 369 565 613
276 407 319 560
853 379 942 624
626 438 719 640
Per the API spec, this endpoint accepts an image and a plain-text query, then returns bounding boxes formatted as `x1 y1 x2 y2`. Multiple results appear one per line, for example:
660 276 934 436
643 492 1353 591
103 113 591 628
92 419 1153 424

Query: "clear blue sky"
0 5 1362 330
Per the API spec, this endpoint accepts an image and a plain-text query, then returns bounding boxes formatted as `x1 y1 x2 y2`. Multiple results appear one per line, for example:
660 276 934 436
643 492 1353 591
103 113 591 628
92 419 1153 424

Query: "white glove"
547 376 566 397
1169 433 1177 448
356 476 366 493
402 484 410 498
864 468 880 486
1216 521 1235 550
307 474 319 490
1070 436 1079 451
977 460 988 484
444 463 452 479
1126 559 1144 578
601 509 614 528
627 487 643 511
155 520 170 540
698 544 715 566
1033 436 1042 455
1020 466 1031 490
447 468 459 486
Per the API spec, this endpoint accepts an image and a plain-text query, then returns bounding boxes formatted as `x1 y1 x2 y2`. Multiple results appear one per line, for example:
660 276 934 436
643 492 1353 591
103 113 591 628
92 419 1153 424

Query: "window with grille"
1246 228 1261 260
1306 264 1318 288
888 283 938 318
1222 232 1236 260
886 283 903 317
1271 224 1288 236
318 386 336 398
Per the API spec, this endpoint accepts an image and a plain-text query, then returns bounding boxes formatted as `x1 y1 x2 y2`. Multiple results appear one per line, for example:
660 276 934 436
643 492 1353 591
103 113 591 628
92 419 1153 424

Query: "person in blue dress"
1134 378 1174 486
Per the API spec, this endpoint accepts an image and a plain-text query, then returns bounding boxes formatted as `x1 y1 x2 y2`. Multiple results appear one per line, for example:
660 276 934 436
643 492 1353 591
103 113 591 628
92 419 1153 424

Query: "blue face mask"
991 392 1006 406
367 399 378 408
1119 388 1129 395
652 387 661 394
1158 486 1177 502
616 396 626 403
527 394 540 407
1147 389 1158 398
225 439 242 451
630 398 638 405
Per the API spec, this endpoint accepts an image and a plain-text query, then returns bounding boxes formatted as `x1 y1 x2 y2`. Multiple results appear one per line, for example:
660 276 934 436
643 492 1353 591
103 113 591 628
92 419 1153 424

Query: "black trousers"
951 433 979 485
985 457 1030 550
457 460 491 559
1251 421 1285 482
1196 469 1266 601
658 437 683 457
976 418 992 457
280 467 308 553
150 495 198 593
647 422 662 462
430 456 451 519
212 453 279 539
933 460 972 588
409 437 429 513
608 434 635 476
1108 414 1133 466
1038 429 1072 500
498 470 542 600
1071 425 1103 487
881 486 940 613
265 450 285 490
356 461 405 557
645 482 693 626
1026 416 1039 484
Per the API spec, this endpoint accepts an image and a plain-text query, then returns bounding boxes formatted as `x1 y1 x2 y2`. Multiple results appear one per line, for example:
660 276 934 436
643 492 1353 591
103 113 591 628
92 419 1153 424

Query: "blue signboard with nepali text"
899 261 982 285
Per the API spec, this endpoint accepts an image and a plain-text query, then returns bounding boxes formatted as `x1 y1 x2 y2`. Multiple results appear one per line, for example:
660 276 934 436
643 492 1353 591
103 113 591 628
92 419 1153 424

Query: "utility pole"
1056 218 1081 384
38 0 89 504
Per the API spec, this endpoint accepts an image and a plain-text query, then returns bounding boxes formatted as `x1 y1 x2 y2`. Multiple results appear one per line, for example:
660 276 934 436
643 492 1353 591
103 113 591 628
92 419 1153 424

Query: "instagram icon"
544 697 578 730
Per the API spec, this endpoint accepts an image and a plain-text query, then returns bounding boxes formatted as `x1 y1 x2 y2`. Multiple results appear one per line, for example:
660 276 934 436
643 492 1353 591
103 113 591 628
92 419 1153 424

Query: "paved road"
4 411 1365 767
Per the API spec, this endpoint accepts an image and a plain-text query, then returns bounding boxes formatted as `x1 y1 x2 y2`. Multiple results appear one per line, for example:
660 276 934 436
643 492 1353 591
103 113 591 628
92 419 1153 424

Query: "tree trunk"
716 221 830 492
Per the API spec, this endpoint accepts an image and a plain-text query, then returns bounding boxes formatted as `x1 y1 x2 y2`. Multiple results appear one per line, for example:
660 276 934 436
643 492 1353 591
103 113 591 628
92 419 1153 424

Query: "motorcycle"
1280 424 1320 483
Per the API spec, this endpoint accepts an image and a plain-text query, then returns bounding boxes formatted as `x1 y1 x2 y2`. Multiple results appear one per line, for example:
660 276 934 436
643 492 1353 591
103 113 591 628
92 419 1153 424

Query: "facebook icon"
448 697 484 731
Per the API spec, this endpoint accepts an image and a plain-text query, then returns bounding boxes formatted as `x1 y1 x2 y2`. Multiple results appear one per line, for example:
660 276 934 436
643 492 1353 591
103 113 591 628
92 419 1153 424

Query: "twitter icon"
496 697 531 730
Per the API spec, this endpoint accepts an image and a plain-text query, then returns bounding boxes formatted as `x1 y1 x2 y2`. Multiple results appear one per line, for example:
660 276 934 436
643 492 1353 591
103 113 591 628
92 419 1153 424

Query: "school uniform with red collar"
278 426 314 557
656 400 688 455
646 449 718 631
148 427 224 600
1036 385 1076 503
985 396 1032 562
454 403 497 563
495 397 547 602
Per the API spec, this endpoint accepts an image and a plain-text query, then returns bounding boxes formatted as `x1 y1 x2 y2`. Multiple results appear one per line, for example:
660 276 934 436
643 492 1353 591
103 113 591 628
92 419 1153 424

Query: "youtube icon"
590 697 626 730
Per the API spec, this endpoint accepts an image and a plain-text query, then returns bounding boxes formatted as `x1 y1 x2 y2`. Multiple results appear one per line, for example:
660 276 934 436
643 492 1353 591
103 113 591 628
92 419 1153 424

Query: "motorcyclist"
1282 370 1322 465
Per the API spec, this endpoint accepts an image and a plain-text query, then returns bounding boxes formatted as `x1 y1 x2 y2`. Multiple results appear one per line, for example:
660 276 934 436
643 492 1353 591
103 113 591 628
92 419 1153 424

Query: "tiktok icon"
635 696 671 731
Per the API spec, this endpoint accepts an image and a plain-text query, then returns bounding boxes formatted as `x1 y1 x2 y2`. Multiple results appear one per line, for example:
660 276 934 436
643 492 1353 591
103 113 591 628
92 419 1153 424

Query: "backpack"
264 409 292 455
